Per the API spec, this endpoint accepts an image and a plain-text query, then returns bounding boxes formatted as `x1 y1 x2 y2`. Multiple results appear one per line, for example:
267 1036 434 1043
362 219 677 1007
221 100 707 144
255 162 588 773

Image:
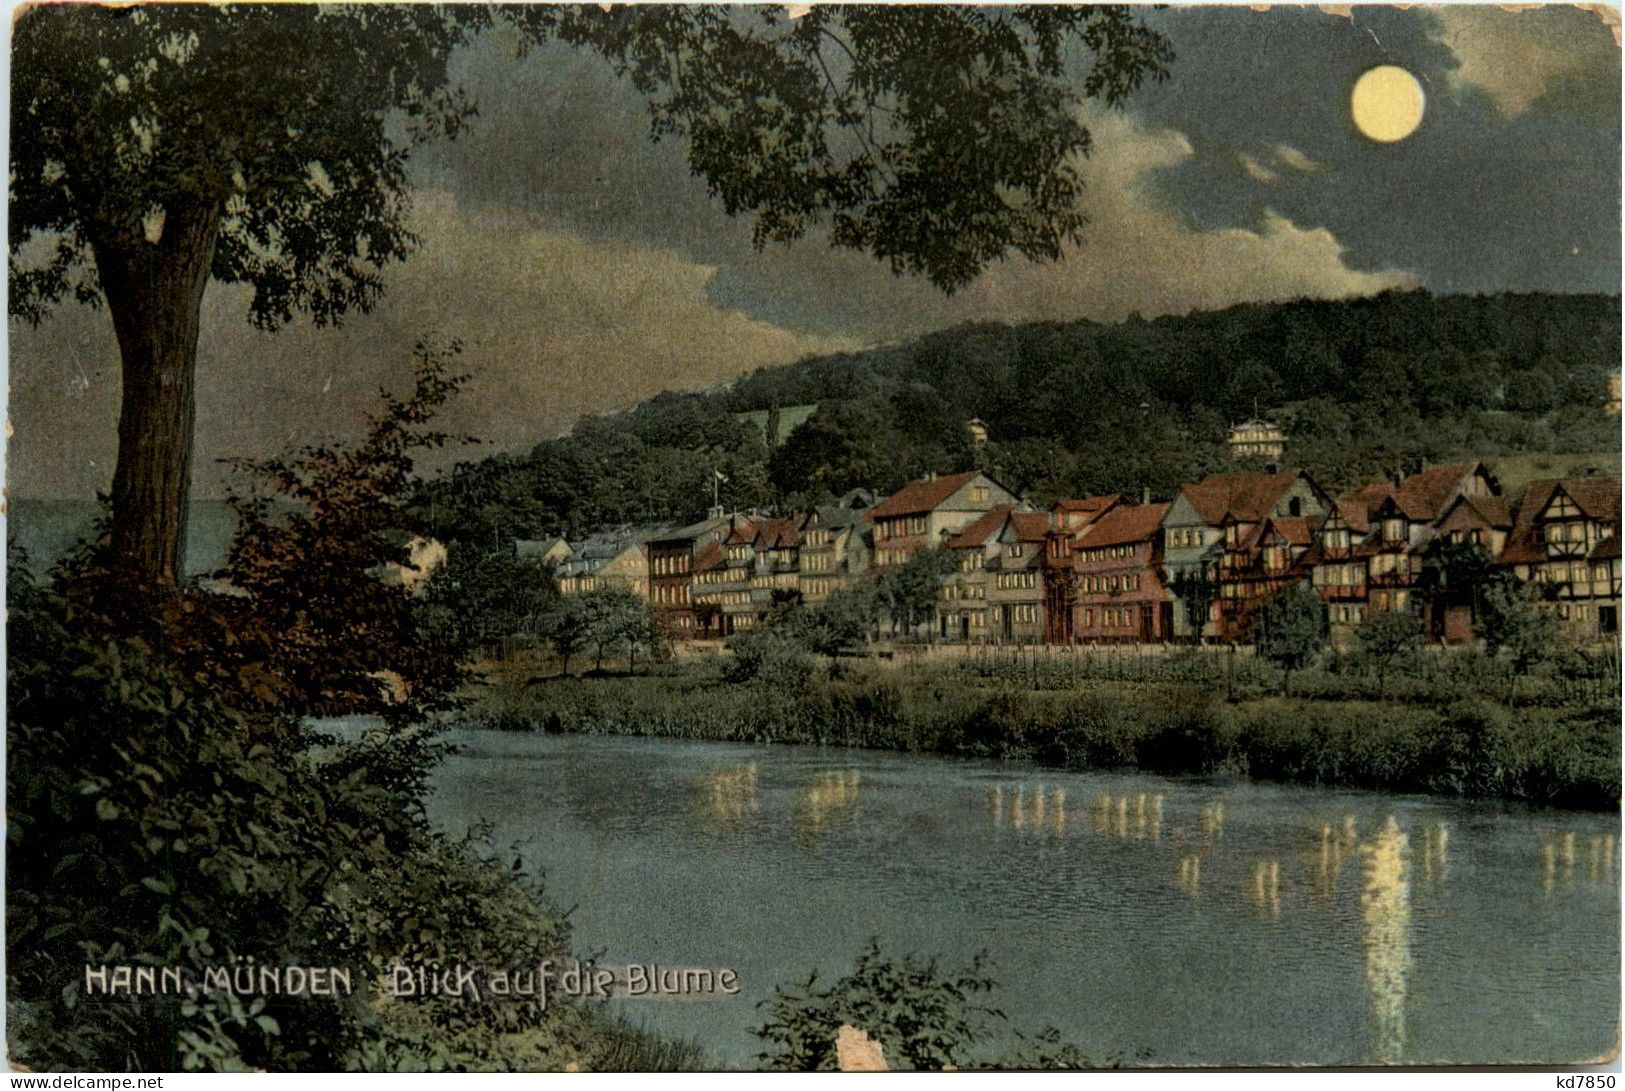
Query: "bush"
754 940 1124 1071
471 657 1619 810
6 578 589 1069
722 629 818 690
755 940 1000 1071
6 348 675 1071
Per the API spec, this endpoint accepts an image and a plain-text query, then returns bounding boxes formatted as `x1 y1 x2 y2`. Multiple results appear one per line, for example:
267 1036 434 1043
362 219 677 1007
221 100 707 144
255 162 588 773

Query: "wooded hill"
416 290 1621 548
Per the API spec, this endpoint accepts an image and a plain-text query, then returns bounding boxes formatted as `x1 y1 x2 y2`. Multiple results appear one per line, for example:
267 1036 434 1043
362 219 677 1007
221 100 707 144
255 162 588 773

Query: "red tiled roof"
1554 475 1622 523
1181 471 1300 525
1500 479 1556 566
1267 517 1315 547
1437 492 1512 531
1076 502 1170 550
1389 464 1476 522
1498 526 1543 566
1590 535 1620 562
1009 512 1053 542
1338 483 1391 533
865 471 984 521
945 505 1014 549
753 518 802 550
1052 494 1120 515
692 540 724 573
1500 476 1623 566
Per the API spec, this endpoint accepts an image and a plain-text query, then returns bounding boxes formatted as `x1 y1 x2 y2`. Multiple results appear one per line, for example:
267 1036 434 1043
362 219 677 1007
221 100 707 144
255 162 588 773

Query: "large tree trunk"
90 201 221 592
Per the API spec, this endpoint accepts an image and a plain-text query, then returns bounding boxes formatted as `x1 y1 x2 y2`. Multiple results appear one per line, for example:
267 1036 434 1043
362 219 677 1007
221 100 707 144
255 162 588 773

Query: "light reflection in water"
1250 859 1281 918
1541 829 1616 893
1418 823 1450 884
1177 853 1202 898
1089 792 1163 841
1307 817 1357 903
431 732 1623 1067
1587 834 1617 883
696 763 758 824
1360 815 1412 1064
798 770 860 837
990 784 1069 837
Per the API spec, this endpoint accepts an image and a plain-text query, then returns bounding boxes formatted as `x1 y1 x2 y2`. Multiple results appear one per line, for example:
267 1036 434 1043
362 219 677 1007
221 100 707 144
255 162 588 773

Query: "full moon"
1350 65 1425 143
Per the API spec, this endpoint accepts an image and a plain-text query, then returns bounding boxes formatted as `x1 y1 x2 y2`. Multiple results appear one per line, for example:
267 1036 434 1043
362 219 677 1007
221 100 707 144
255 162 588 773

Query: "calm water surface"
418 729 1620 1069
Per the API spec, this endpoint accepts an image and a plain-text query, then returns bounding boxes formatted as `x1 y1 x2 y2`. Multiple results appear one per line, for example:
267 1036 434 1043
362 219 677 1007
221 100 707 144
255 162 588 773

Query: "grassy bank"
468 656 1619 810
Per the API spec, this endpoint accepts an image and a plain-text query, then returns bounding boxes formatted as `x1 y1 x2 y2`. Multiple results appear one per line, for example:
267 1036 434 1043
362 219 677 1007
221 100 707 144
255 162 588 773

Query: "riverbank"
466 655 1620 811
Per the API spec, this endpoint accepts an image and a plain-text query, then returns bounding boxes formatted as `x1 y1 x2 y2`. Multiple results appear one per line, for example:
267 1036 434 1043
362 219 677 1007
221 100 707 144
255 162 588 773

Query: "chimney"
1142 486 1152 505
924 470 937 482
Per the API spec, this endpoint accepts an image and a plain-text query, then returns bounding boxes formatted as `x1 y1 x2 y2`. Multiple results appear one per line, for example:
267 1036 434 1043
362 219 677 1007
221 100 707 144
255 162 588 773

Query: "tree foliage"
1475 575 1566 673
212 340 472 723
1254 583 1329 693
1355 606 1423 696
4 362 622 1072
427 291 1619 546
11 3 1172 590
755 939 1001 1072
541 587 663 675
420 545 559 654
1168 568 1219 644
877 549 961 637
546 6 1172 292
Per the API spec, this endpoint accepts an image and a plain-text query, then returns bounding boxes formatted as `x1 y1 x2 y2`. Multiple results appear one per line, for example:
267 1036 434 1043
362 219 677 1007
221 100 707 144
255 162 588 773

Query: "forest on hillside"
416 290 1621 547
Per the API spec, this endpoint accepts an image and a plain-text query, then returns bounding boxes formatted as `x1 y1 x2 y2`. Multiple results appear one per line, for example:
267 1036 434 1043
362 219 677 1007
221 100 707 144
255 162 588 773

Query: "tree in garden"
1354 606 1423 697
543 596 593 678
622 598 666 673
1168 568 1220 645
1475 574 1565 691
878 548 960 639
793 590 875 662
1417 539 1497 639
12 4 1173 595
577 585 657 673
419 544 559 654
1253 582 1329 696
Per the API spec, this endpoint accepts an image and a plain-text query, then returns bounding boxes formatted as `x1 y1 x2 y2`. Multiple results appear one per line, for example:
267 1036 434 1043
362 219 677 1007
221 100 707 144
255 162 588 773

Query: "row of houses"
528 464 1621 646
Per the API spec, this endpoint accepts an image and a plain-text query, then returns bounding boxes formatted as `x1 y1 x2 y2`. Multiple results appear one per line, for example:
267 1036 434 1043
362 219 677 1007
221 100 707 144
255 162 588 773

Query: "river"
416 728 1620 1069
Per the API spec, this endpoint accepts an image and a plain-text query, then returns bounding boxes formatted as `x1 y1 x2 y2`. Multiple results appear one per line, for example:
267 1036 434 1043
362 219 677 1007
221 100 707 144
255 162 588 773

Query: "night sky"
8 4 1620 500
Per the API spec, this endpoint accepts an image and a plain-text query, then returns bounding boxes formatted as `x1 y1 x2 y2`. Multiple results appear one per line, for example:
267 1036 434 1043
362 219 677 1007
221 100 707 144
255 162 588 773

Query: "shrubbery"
755 940 1129 1071
475 656 1619 810
6 347 688 1071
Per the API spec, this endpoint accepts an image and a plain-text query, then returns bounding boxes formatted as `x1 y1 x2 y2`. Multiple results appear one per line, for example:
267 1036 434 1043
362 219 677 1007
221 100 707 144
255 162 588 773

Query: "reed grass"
466 659 1619 810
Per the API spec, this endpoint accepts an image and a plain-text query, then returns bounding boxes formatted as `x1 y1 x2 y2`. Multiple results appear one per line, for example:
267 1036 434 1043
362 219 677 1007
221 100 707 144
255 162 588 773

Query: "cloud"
1237 152 1280 184
1430 6 1619 119
7 194 853 499
1272 144 1324 174
919 110 1418 326
706 108 1417 340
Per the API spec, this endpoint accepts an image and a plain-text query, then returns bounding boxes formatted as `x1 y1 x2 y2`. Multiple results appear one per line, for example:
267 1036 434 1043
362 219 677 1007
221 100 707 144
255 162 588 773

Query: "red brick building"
1067 502 1173 644
646 513 730 634
1040 495 1124 644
